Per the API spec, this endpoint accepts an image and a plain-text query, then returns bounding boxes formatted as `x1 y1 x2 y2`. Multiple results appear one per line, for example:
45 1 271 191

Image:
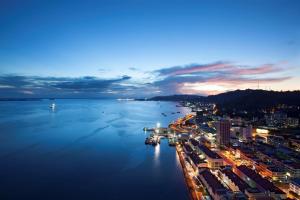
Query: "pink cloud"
153 61 293 95
205 76 291 84
233 64 282 75
156 62 233 76
169 63 232 76
156 62 286 78
176 76 292 95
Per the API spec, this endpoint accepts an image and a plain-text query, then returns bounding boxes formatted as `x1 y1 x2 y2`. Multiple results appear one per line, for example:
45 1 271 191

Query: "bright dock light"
156 122 161 128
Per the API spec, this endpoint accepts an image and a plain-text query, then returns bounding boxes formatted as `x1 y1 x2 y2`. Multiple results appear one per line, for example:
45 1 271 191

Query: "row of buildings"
180 136 289 199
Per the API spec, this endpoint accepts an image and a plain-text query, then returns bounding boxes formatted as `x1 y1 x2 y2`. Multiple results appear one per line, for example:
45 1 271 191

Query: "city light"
256 128 269 134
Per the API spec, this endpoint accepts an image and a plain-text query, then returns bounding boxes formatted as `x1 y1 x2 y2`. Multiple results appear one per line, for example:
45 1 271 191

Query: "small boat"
49 103 56 109
161 113 167 117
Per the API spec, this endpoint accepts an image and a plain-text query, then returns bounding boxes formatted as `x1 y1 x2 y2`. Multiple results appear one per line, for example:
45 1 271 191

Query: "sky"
0 0 299 98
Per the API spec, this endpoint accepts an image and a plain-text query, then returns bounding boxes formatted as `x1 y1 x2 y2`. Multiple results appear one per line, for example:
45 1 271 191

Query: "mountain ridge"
143 89 300 112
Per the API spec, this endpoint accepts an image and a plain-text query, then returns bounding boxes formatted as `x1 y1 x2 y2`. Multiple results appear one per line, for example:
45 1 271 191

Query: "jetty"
144 126 178 146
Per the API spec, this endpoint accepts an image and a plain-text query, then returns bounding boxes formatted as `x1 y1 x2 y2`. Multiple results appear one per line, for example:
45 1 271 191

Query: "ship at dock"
144 126 178 146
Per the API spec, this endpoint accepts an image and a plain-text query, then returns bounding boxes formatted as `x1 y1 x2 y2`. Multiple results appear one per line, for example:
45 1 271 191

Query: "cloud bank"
152 61 290 95
0 61 293 98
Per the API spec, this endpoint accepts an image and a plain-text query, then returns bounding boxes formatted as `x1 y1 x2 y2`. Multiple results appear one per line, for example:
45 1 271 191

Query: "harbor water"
0 99 190 200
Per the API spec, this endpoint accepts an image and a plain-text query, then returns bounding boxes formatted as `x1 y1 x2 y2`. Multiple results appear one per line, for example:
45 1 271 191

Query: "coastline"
176 145 202 200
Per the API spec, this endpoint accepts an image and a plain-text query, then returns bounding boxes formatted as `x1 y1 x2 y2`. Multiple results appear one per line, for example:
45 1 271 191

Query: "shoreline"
176 145 201 200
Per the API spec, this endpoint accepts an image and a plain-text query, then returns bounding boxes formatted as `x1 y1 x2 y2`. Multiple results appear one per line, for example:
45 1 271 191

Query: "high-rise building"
216 119 231 146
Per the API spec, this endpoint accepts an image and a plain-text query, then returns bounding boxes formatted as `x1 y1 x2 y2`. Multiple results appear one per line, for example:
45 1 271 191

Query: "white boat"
50 103 56 109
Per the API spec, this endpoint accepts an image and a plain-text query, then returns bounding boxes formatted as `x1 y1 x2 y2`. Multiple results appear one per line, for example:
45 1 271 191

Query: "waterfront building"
235 165 286 199
188 152 207 170
218 168 264 200
216 120 231 147
183 142 207 170
183 143 193 154
198 168 233 200
197 145 223 169
189 138 200 147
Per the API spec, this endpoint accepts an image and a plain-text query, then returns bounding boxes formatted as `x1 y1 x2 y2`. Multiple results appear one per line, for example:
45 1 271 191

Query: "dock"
144 127 177 146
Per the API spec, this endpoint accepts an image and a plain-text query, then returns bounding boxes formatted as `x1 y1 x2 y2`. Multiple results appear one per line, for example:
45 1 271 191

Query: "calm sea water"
0 99 190 200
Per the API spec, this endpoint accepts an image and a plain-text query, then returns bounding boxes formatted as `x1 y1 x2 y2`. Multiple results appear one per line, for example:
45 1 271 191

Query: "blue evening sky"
0 0 299 97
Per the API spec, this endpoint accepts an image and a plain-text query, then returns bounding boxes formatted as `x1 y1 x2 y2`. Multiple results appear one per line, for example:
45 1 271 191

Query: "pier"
144 114 196 146
144 127 178 146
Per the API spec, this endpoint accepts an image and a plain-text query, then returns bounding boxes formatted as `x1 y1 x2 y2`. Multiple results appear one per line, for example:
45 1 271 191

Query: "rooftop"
221 168 252 192
198 145 222 159
199 169 231 196
183 143 193 154
285 161 300 170
200 126 216 134
267 166 285 173
190 138 199 147
189 152 205 166
237 165 285 194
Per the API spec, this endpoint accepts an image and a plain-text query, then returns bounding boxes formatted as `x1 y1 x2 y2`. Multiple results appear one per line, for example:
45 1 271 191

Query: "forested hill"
146 89 300 110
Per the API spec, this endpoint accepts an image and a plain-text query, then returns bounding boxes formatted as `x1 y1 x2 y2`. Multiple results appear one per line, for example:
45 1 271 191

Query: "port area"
144 114 196 146
144 127 178 146
143 114 207 199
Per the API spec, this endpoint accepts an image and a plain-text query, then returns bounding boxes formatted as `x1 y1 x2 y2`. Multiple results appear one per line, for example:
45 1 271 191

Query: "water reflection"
0 100 190 200
154 144 160 166
175 150 181 167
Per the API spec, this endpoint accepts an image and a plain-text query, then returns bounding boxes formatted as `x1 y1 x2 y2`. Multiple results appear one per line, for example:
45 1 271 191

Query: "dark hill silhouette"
146 89 300 111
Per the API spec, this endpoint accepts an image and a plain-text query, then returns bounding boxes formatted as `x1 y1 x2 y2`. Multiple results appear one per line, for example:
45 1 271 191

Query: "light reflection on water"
175 149 181 167
154 143 160 166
